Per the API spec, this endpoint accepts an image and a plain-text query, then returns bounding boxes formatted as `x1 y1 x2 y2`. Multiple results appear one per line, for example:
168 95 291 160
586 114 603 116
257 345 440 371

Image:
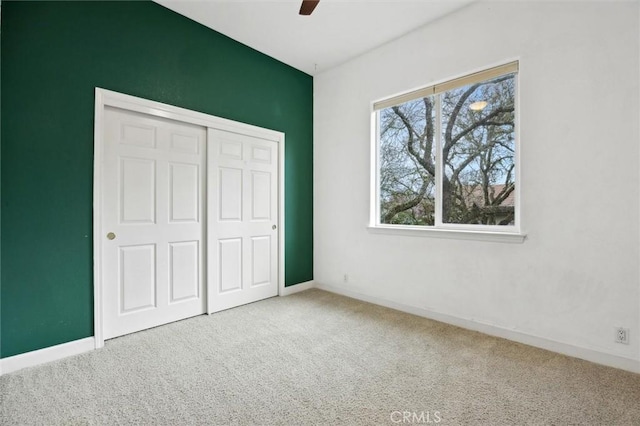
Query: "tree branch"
447 107 514 150
382 179 430 223
392 105 436 177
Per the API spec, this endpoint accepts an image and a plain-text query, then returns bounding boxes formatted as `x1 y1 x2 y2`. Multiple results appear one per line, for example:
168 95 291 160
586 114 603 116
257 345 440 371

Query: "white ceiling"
154 0 477 75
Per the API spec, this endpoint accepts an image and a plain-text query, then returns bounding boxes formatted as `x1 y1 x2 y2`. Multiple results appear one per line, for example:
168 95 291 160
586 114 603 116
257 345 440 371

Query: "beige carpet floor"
1 288 640 425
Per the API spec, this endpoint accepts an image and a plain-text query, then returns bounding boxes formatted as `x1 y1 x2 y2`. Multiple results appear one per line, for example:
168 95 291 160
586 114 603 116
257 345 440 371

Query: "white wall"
314 1 640 370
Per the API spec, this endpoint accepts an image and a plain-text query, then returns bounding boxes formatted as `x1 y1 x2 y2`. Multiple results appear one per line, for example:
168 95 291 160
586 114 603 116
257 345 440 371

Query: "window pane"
379 97 436 225
441 74 516 225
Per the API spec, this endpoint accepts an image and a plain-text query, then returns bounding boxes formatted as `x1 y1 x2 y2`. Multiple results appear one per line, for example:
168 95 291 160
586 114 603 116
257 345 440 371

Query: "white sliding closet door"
95 89 284 345
102 106 206 339
207 129 279 313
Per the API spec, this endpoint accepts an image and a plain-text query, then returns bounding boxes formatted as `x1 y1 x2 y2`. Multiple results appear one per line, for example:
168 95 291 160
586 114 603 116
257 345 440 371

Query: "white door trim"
93 88 285 349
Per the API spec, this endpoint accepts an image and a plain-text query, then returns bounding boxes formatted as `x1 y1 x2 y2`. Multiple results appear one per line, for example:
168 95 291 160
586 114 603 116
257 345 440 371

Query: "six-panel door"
207 129 279 313
102 107 206 339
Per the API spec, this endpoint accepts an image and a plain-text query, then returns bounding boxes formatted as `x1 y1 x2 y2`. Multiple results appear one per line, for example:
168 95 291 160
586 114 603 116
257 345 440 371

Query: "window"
372 62 521 239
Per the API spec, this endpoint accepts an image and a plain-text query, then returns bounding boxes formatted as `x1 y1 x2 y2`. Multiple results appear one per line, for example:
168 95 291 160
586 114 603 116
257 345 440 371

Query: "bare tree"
380 75 516 226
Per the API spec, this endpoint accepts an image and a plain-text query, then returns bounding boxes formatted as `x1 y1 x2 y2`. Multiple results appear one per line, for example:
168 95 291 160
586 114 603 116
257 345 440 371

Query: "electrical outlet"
343 274 349 283
615 327 630 344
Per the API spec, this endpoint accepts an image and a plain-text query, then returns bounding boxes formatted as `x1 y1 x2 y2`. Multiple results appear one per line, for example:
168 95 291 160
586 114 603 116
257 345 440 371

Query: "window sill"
367 225 526 244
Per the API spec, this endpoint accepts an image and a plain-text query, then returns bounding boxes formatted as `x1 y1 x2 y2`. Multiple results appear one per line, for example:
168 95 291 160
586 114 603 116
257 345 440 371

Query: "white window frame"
368 62 525 244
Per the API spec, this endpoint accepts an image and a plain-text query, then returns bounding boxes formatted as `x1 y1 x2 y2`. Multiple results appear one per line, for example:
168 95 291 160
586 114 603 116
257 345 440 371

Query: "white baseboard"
1 281 316 375
0 337 96 376
280 280 314 296
3 283 637 376
315 282 640 374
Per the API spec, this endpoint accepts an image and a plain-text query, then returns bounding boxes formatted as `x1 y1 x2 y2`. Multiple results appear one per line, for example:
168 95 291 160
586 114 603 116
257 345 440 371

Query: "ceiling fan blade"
299 0 320 16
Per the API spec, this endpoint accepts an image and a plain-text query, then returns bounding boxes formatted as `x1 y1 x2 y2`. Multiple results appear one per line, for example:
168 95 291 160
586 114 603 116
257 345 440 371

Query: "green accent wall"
0 1 313 358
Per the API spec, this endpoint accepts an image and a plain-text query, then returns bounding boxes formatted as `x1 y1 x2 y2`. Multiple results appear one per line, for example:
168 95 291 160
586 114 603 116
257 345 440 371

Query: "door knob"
107 232 116 240
272 225 277 230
